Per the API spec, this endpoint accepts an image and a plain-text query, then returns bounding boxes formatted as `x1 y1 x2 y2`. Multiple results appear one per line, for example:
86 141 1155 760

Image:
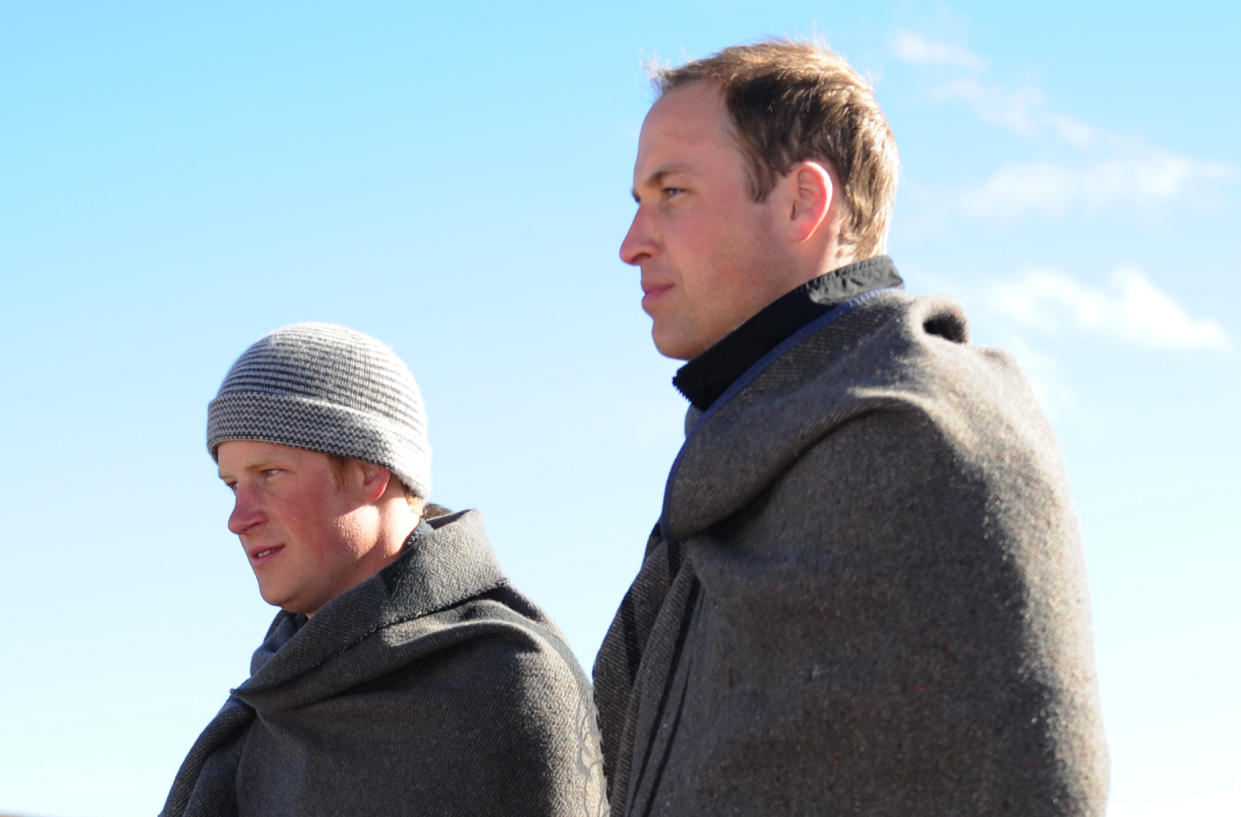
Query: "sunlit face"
620 81 801 360
217 441 382 617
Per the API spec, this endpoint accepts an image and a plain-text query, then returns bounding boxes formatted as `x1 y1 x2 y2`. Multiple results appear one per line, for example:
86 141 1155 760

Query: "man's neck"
672 256 903 411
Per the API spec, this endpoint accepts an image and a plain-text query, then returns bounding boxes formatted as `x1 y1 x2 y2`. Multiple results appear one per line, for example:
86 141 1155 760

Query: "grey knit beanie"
207 322 431 498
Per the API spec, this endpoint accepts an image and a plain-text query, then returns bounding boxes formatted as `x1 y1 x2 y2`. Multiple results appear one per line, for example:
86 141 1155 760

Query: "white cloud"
1045 112 1097 148
993 335 1077 421
953 153 1239 220
889 31 985 71
889 25 1236 219
892 30 1237 222
932 78 1046 137
890 31 1096 147
987 265 1231 351
930 77 1101 147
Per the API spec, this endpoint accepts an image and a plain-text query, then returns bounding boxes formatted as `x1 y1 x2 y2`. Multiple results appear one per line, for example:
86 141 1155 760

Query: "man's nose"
619 209 656 266
228 488 263 535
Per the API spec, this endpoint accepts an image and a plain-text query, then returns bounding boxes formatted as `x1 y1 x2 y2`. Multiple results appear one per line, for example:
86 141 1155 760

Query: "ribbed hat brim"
207 391 431 498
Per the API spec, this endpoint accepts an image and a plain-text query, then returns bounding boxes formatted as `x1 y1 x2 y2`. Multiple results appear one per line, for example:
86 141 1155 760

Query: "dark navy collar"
673 256 903 410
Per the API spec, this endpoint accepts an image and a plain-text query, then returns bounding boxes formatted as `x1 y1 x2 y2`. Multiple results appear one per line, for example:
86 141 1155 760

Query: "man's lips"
246 545 284 564
641 280 672 310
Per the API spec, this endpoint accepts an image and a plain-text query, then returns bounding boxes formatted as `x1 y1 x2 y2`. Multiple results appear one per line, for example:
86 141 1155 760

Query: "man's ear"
356 461 393 502
782 160 834 243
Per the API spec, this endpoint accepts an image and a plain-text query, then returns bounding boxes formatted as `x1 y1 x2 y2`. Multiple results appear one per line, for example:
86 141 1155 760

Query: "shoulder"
371 583 588 690
666 290 1060 541
379 589 607 815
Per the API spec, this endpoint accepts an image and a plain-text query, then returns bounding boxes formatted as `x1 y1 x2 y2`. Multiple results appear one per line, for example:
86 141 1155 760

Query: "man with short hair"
594 41 1107 816
162 322 605 817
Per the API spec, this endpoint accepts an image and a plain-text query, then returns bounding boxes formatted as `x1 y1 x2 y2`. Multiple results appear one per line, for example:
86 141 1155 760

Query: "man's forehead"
643 82 729 136
217 440 318 471
634 85 737 178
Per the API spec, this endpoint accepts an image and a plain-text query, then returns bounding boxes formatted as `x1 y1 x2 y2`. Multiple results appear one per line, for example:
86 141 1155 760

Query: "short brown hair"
655 40 898 260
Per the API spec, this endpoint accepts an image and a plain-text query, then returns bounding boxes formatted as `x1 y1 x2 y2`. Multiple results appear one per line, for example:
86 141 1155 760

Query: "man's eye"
663 187 684 198
262 469 281 478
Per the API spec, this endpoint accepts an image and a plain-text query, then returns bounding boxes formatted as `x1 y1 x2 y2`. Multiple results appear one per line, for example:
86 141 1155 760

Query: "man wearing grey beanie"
161 322 606 817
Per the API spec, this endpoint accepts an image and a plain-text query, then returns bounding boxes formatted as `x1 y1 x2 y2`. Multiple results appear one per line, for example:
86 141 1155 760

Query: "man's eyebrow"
218 456 276 481
632 164 693 202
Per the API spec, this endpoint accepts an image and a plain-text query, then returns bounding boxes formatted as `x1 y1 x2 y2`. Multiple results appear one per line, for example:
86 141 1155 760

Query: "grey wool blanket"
594 288 1108 816
162 509 607 817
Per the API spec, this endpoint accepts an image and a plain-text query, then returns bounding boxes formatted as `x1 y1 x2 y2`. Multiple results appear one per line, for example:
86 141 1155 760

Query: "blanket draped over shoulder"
594 290 1108 816
163 509 607 817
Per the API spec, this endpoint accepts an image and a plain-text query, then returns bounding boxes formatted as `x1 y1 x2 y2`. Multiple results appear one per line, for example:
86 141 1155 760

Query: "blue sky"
2 2 1237 815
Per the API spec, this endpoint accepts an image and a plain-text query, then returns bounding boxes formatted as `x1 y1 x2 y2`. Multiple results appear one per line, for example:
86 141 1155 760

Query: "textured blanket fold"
594 290 1108 816
162 509 606 817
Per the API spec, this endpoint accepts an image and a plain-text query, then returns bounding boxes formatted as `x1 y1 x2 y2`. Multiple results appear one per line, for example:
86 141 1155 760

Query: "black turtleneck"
672 255 903 411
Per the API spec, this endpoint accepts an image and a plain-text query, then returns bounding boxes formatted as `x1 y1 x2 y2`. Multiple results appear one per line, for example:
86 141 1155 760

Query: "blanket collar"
673 255 903 411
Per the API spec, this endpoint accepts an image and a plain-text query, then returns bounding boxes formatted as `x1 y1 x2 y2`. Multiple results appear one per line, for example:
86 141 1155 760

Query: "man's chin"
651 328 698 361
